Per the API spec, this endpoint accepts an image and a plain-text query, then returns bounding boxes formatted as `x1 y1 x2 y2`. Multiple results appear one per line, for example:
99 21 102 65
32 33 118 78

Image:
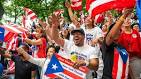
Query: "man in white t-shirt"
50 15 99 79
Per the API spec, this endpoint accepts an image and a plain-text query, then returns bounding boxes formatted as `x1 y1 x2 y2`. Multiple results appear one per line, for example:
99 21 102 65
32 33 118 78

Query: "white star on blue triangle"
116 46 128 64
52 64 58 70
45 54 64 75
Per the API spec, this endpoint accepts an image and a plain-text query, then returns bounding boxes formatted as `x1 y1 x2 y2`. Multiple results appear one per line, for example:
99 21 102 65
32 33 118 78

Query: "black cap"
71 28 85 35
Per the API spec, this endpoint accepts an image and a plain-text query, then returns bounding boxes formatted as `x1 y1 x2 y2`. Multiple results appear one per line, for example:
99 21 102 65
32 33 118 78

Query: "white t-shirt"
62 40 98 79
84 27 103 45
63 40 98 61
81 25 104 79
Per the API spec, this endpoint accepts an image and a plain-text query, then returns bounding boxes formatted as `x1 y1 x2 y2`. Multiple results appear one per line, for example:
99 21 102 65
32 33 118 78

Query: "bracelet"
118 18 124 22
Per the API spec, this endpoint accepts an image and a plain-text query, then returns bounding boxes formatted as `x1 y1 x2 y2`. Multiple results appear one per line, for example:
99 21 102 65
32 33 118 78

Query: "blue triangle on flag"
45 54 64 75
0 27 5 42
116 46 128 64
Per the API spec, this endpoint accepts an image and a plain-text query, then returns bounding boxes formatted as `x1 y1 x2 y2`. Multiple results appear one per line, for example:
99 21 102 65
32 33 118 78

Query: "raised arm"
65 1 80 28
16 47 46 67
106 9 131 45
24 38 43 45
51 14 65 47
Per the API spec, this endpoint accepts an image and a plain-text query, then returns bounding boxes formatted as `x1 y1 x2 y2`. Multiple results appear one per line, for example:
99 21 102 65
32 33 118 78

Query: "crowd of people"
0 1 141 79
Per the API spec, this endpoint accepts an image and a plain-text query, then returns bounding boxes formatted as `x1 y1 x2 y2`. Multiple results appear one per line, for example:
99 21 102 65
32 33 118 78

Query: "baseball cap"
71 28 85 35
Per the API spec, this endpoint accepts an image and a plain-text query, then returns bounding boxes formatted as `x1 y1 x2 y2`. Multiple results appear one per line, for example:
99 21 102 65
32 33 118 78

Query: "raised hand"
122 8 133 17
51 14 60 29
65 0 71 8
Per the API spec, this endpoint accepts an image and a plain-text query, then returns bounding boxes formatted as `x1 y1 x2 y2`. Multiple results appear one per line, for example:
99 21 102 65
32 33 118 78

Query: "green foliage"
3 0 86 22
13 0 66 20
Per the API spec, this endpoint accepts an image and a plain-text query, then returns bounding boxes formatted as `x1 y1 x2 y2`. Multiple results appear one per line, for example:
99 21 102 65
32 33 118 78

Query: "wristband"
118 18 124 22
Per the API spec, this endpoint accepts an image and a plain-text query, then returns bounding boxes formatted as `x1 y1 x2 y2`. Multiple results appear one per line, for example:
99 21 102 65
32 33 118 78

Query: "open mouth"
74 37 79 41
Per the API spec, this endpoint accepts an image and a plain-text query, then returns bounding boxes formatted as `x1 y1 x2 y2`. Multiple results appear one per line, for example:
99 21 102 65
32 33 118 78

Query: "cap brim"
71 29 85 35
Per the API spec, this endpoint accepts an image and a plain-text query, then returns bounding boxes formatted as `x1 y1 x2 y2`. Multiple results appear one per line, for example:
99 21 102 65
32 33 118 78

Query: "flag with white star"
112 46 129 79
45 54 64 75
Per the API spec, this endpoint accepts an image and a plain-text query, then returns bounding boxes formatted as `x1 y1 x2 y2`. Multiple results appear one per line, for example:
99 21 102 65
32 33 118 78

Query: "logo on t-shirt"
132 34 137 38
70 51 86 62
86 34 93 45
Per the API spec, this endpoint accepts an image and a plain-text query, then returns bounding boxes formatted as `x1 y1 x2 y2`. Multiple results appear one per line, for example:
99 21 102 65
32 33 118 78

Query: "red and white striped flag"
86 0 116 17
86 0 95 11
86 0 135 17
23 7 38 31
6 34 18 50
94 14 104 23
14 26 28 41
23 7 37 21
8 60 15 73
71 0 82 10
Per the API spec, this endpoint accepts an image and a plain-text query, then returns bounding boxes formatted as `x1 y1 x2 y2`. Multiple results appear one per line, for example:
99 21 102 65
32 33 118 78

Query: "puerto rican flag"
71 0 82 10
23 8 38 31
0 25 27 50
112 46 129 79
86 0 135 17
45 54 89 79
23 7 37 21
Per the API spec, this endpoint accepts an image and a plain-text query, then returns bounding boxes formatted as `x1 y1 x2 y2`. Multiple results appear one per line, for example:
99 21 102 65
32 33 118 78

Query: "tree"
0 0 5 20
3 0 87 22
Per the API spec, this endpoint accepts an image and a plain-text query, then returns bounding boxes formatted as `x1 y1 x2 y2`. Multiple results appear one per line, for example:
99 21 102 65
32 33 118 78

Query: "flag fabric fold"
23 8 37 21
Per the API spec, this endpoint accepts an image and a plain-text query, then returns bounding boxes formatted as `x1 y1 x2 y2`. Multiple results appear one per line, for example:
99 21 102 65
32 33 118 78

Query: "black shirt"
101 41 116 79
11 55 36 79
